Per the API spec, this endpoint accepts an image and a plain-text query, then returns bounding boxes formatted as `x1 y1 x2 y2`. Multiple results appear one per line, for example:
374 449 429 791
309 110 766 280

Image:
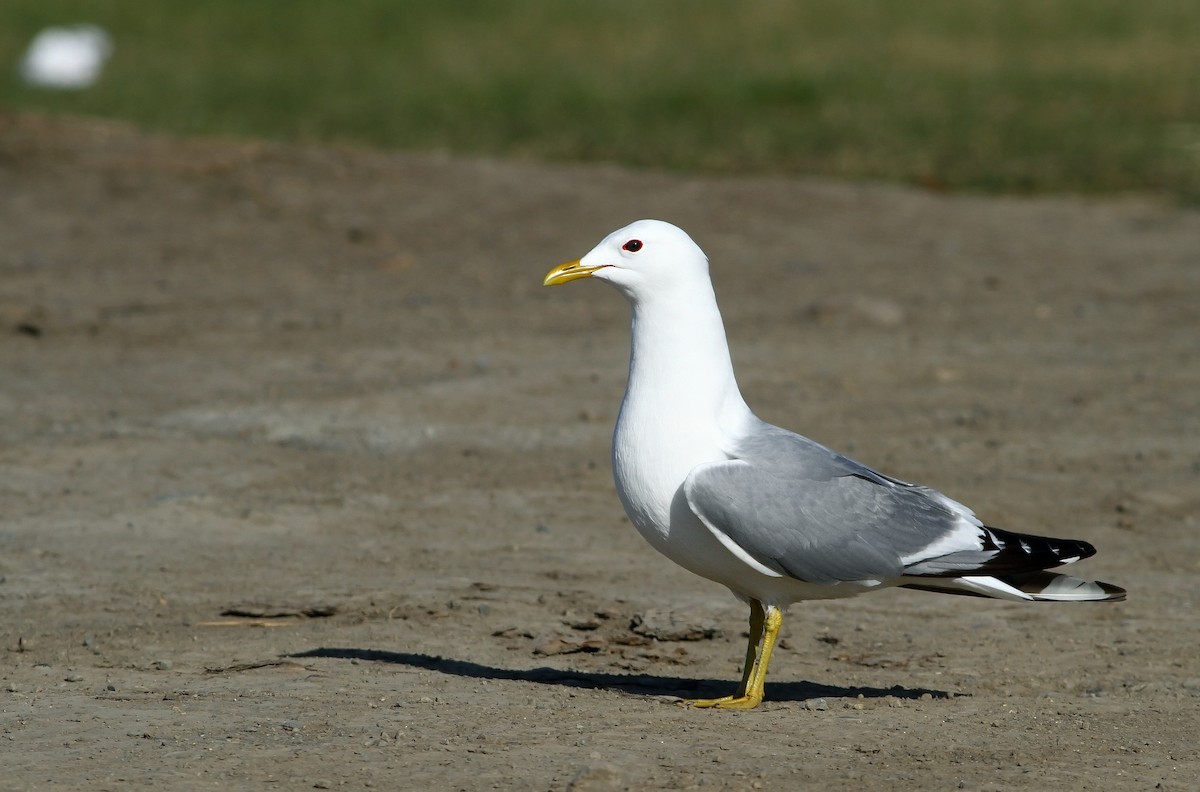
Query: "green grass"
1 0 1197 196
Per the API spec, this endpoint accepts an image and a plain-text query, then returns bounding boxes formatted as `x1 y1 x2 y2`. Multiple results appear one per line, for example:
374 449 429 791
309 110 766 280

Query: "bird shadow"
287 647 958 703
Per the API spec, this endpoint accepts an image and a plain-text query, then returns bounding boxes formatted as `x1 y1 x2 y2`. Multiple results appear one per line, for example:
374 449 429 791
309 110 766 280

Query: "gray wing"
683 421 994 585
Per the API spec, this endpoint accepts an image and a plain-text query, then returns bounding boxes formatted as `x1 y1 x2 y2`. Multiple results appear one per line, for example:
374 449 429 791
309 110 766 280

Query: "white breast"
609 288 758 579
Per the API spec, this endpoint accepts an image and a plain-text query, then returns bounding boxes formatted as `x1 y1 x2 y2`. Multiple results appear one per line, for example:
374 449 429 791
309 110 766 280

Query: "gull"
543 219 1125 709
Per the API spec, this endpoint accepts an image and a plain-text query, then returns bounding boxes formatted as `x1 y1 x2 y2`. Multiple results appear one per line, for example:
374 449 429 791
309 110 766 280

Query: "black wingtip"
1074 540 1098 561
980 526 1098 573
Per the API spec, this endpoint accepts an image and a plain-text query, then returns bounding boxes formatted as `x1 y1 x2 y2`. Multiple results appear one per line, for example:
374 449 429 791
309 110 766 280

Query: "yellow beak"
543 259 607 286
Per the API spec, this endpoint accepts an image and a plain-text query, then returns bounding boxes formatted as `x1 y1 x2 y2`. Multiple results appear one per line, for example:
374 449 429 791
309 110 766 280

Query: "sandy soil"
1 114 1197 790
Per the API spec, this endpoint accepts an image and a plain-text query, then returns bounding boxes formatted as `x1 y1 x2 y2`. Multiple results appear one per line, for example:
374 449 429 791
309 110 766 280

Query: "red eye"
622 239 643 252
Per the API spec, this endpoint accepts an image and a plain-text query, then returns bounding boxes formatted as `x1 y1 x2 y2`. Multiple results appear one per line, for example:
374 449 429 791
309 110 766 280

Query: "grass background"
1 0 1197 197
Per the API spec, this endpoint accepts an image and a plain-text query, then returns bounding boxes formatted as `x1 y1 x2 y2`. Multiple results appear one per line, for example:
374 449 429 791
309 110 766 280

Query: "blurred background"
1 0 1197 198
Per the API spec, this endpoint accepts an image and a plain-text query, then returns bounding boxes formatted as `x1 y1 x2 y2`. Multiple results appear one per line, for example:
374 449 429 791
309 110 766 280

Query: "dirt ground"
1 113 1197 790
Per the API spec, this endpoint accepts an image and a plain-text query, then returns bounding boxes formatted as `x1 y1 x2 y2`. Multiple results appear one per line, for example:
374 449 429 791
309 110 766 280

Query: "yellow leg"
733 600 766 698
683 601 781 710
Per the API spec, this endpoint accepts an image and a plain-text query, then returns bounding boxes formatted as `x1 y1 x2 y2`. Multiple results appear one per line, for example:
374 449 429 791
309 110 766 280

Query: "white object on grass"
20 25 113 90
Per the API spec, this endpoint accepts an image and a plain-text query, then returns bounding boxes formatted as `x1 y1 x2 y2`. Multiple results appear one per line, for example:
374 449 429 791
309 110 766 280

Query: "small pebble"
64 673 84 683
154 659 173 671
803 697 828 711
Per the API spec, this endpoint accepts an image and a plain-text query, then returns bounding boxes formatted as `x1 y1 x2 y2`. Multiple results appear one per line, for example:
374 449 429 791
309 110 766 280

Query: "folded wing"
684 422 1122 601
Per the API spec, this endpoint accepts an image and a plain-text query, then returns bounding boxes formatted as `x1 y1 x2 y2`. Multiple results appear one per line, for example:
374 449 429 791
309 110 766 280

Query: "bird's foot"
679 693 763 710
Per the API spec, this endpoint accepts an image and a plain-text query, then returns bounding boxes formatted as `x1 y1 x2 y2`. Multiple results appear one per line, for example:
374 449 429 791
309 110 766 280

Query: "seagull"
543 219 1125 709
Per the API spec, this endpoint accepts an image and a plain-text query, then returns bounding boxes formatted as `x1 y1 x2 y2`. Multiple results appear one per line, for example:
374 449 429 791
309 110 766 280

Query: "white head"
543 219 710 302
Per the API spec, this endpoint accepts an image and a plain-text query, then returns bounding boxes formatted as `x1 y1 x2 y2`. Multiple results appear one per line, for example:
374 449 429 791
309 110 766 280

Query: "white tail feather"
900 571 1125 602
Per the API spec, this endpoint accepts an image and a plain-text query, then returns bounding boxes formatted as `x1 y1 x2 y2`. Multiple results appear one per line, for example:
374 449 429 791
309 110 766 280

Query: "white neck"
611 278 754 535
625 281 747 423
